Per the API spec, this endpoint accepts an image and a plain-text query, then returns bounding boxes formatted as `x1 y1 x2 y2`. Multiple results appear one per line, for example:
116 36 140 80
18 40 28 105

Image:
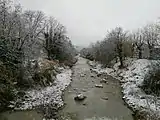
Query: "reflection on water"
0 110 43 120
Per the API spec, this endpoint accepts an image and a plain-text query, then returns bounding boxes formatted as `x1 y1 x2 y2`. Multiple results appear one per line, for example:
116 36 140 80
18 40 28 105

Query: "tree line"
0 0 77 109
81 23 160 68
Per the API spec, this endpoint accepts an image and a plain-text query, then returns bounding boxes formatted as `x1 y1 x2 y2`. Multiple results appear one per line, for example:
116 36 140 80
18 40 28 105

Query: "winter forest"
0 0 77 115
0 0 160 120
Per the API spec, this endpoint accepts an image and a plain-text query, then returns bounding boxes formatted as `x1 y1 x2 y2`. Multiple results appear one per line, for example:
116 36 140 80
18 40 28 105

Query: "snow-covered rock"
74 94 87 101
100 79 108 84
88 61 114 75
80 74 85 77
95 84 103 88
101 97 109 100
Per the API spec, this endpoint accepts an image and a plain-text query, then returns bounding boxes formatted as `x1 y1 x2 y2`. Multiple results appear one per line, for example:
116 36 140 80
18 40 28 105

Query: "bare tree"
0 0 11 36
132 30 145 59
0 0 77 108
44 17 64 59
19 10 46 51
44 17 76 62
108 27 127 68
143 24 159 59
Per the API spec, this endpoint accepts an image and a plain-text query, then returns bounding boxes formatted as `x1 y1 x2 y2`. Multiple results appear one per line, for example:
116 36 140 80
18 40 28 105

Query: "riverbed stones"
95 84 103 88
91 74 95 77
83 102 87 106
97 73 102 77
82 89 87 92
100 78 108 83
73 88 78 90
74 94 87 101
80 74 85 77
101 97 109 100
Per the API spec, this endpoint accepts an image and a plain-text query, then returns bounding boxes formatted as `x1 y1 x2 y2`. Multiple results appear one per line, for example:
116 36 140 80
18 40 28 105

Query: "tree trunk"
138 48 142 59
119 54 124 68
118 48 124 68
47 50 51 60
118 43 124 68
149 48 153 59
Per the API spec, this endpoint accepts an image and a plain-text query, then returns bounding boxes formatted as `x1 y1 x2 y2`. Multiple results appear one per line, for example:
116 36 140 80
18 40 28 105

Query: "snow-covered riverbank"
88 59 160 119
14 69 72 110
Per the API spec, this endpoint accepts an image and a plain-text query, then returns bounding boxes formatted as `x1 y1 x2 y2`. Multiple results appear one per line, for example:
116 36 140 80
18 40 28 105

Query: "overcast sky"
15 0 160 46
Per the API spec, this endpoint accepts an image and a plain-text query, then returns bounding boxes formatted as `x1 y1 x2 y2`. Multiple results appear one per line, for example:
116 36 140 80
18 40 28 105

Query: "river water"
0 110 43 120
58 58 133 120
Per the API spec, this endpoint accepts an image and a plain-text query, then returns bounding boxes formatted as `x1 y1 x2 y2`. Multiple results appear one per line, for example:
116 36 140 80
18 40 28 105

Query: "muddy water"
0 110 43 120
58 57 134 120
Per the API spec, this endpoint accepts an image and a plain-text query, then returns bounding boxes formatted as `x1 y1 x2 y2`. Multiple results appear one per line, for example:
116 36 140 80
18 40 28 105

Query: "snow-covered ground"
14 69 72 110
89 61 115 76
88 59 160 119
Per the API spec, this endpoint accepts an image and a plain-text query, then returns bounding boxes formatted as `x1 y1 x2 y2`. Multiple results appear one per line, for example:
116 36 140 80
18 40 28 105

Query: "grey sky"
15 0 160 46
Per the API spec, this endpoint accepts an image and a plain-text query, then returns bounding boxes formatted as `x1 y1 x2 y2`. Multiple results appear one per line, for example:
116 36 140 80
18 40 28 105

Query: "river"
0 57 134 120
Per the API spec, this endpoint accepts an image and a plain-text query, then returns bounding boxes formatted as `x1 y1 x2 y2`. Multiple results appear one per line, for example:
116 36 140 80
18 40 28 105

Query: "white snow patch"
15 69 72 110
88 61 114 75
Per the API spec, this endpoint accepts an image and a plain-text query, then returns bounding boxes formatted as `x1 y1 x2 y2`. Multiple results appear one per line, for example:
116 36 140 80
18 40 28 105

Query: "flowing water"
58 58 134 120
0 110 43 120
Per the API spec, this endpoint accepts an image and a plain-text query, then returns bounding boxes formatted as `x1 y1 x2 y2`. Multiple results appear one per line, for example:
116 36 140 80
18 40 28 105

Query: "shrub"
31 59 60 87
142 66 160 96
0 64 16 108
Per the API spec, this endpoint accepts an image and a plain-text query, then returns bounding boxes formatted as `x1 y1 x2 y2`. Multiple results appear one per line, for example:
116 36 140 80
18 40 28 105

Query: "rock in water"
97 73 102 77
100 78 108 83
80 74 85 77
95 84 103 88
74 94 87 101
101 97 109 100
82 89 87 92
83 103 87 106
91 75 95 77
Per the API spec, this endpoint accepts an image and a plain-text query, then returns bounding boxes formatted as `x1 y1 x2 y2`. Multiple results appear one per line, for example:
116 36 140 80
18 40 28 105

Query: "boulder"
100 78 108 83
83 103 87 106
82 89 87 92
97 73 102 77
80 74 85 77
91 74 95 77
74 94 87 101
95 84 103 88
101 97 109 100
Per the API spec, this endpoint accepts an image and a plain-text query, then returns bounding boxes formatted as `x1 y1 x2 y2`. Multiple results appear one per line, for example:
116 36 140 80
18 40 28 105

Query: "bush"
0 64 16 108
31 59 58 87
0 84 15 107
0 37 23 108
142 67 160 96
63 57 78 67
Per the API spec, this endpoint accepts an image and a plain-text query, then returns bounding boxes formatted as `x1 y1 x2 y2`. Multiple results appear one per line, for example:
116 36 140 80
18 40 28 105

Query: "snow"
120 59 160 118
88 61 114 75
88 59 160 119
15 69 72 110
